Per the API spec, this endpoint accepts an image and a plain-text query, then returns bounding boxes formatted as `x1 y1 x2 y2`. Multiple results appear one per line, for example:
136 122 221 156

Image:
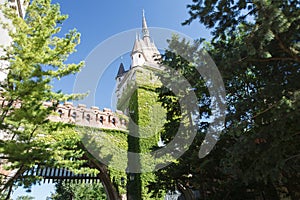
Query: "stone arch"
19 156 121 200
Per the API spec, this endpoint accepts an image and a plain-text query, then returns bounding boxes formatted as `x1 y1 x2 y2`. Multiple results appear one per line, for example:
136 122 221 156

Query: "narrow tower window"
71 112 77 120
57 110 63 118
112 118 116 126
86 114 91 122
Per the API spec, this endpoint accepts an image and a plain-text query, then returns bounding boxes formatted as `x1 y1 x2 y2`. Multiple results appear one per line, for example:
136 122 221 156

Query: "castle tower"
115 12 165 200
130 10 160 68
115 11 162 113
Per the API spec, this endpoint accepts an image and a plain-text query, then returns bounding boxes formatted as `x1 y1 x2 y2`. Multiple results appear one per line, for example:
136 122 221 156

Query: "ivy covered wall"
77 126 128 197
119 66 166 199
77 65 167 199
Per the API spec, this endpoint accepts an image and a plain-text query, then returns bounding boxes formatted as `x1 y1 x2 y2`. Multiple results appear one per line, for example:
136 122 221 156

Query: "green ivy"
76 126 128 195
121 67 166 199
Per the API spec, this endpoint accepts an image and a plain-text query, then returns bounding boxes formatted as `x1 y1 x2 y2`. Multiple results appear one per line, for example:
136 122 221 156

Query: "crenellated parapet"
47 102 128 130
0 96 128 131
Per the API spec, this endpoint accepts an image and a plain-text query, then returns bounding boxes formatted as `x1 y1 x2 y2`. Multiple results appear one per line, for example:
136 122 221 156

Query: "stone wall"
0 97 128 131
47 102 127 130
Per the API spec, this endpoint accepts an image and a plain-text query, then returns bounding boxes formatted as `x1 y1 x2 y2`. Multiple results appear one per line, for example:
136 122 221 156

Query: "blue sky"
50 0 211 110
12 0 211 199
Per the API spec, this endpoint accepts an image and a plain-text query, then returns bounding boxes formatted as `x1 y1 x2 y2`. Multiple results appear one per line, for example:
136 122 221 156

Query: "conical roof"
142 10 149 38
130 11 161 64
116 63 126 79
131 34 142 54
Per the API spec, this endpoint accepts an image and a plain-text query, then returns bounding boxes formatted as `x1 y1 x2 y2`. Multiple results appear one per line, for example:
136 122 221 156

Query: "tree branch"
246 57 296 62
251 101 280 120
284 154 300 164
275 34 300 63
1 164 26 195
4 182 14 200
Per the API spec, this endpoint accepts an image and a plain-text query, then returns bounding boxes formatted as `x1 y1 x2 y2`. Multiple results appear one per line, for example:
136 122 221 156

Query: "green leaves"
50 181 107 200
150 1 300 199
0 0 88 192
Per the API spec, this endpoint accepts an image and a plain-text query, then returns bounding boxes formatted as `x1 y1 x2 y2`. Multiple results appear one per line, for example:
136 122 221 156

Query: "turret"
130 11 160 68
115 11 162 105
115 63 126 81
131 33 146 67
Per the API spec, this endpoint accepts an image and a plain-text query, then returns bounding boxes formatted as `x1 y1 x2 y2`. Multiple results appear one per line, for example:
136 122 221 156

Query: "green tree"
151 0 300 199
0 0 94 198
49 181 107 200
149 36 215 199
16 195 35 200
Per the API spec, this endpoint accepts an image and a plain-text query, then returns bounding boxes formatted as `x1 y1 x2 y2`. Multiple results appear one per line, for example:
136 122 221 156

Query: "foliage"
127 88 165 199
49 181 107 200
121 67 166 199
149 36 211 198
16 195 35 200
150 0 300 199
0 0 90 197
77 126 128 196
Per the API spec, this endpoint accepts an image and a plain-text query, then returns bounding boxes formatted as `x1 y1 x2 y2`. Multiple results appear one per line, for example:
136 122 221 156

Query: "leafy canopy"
150 0 300 199
0 0 93 195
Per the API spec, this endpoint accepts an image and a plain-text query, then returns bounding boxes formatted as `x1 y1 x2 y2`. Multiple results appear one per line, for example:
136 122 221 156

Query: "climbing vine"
125 67 166 199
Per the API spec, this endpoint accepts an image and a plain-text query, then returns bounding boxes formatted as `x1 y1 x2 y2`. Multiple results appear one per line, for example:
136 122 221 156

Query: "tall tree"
185 0 300 198
151 0 300 199
0 0 93 198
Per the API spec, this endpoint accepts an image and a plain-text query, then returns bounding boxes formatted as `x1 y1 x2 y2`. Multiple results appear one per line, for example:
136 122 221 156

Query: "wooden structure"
21 166 101 183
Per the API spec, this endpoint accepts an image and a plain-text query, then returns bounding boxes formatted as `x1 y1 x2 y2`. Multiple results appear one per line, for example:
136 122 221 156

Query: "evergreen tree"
0 0 94 198
151 0 300 199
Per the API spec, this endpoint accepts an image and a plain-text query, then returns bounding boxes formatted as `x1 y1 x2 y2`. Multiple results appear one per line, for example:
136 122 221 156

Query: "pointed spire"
132 34 142 54
142 9 150 38
116 63 126 79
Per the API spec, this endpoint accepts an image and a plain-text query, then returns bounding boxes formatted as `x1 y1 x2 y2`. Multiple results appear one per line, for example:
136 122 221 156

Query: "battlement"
48 102 128 130
0 97 128 131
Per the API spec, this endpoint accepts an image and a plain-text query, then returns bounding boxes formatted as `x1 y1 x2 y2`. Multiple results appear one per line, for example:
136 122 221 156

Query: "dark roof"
116 63 126 79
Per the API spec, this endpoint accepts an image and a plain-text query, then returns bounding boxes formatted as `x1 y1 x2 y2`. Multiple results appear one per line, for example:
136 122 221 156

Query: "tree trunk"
89 157 120 200
177 183 195 200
